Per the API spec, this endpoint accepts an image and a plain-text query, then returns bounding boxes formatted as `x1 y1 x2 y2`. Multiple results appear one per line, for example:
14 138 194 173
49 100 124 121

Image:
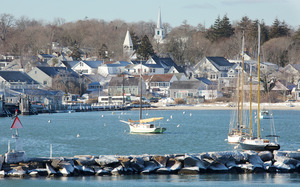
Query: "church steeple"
154 8 165 43
123 30 134 56
157 8 162 29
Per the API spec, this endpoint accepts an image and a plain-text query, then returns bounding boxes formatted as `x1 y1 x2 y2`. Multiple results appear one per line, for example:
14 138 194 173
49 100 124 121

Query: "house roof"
144 64 164 68
116 61 131 66
13 89 64 96
195 77 212 85
108 76 140 87
149 74 174 82
150 55 185 73
131 60 147 64
39 54 54 58
61 61 79 68
0 71 38 84
82 60 104 68
170 81 201 89
36 66 79 78
207 57 232 67
101 64 124 68
271 81 289 91
82 74 106 82
285 64 300 72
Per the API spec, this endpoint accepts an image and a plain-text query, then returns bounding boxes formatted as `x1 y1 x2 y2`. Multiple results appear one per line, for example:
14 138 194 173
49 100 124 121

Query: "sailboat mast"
257 23 261 138
237 70 240 133
139 61 143 121
240 31 245 133
249 63 253 138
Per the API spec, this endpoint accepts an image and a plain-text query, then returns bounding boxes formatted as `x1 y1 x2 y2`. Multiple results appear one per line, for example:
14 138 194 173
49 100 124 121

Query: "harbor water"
0 109 300 186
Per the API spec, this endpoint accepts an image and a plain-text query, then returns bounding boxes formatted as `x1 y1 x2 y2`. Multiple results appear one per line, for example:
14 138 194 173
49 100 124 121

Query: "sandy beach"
148 102 300 110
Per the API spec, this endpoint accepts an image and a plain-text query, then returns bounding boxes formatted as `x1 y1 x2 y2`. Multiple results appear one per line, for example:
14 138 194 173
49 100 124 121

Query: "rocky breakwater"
0 150 300 178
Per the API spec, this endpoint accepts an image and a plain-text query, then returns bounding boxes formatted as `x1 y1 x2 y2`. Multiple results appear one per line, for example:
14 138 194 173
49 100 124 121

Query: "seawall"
0 150 300 178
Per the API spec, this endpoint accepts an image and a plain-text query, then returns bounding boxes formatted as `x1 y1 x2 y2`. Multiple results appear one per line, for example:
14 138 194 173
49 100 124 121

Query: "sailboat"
120 62 166 134
240 24 280 151
228 32 247 143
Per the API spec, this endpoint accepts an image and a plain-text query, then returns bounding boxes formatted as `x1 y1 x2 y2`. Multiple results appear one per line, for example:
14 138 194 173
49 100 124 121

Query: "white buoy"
101 115 104 117
234 145 239 149
146 113 149 116
104 123 106 126
177 124 180 127
170 115 173 119
190 113 192 116
77 134 80 138
48 120 51 124
183 111 185 114
166 119 169 122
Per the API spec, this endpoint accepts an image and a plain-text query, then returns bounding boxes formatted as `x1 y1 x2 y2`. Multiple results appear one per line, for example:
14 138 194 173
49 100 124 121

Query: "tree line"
0 13 300 68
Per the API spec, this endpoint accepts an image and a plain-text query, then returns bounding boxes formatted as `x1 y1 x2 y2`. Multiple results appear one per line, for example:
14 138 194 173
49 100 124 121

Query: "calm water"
0 109 300 186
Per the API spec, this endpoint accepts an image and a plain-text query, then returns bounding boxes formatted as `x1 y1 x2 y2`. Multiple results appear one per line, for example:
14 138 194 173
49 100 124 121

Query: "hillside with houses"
0 11 300 115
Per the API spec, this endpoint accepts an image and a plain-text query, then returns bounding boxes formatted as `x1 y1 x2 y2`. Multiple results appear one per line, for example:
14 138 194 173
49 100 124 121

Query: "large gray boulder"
258 151 273 162
95 155 120 167
74 155 96 166
130 157 145 172
46 163 56 176
152 155 168 168
141 161 159 174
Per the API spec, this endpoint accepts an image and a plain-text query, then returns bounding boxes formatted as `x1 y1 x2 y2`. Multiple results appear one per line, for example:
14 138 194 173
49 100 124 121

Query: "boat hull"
228 134 243 144
130 126 166 134
240 138 280 151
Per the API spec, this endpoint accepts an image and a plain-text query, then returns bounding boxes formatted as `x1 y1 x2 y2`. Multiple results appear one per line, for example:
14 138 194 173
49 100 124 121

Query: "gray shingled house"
169 79 222 102
107 76 146 96
193 57 233 81
28 66 79 88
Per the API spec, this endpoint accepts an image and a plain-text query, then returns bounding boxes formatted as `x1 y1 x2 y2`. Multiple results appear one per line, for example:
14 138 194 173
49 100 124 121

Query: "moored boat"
240 23 280 152
228 31 247 144
120 61 166 134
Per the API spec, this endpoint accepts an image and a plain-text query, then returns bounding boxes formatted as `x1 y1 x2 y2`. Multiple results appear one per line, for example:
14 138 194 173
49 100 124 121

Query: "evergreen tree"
99 44 109 60
136 35 154 59
269 18 290 39
205 15 234 42
129 30 140 50
292 27 300 46
220 14 234 38
70 43 81 60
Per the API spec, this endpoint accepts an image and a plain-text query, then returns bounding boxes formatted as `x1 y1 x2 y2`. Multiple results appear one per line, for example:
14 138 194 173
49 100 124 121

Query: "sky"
1 0 299 29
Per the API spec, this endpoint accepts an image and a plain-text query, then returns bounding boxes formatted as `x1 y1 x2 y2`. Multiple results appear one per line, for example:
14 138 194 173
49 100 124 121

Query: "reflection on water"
0 170 299 186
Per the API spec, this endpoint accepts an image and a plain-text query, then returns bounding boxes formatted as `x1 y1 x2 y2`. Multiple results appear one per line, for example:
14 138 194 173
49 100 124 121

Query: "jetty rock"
0 150 300 178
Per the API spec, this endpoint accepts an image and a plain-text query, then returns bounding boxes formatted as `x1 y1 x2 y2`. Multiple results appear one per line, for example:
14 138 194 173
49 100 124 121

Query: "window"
43 81 47 85
157 31 160 35
153 69 156 73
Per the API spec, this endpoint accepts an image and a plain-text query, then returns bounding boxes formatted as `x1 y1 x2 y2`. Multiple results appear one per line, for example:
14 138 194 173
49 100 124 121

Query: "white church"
123 9 165 59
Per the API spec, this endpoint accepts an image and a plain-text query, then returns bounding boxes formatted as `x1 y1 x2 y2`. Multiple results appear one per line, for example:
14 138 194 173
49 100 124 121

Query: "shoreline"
147 102 300 111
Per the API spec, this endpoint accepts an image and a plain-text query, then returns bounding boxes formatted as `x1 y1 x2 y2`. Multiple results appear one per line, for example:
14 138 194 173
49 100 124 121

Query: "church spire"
157 8 162 29
123 30 133 47
154 8 165 43
123 30 134 57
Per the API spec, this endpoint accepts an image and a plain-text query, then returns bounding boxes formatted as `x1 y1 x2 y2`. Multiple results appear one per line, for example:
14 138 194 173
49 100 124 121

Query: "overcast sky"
1 0 299 28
